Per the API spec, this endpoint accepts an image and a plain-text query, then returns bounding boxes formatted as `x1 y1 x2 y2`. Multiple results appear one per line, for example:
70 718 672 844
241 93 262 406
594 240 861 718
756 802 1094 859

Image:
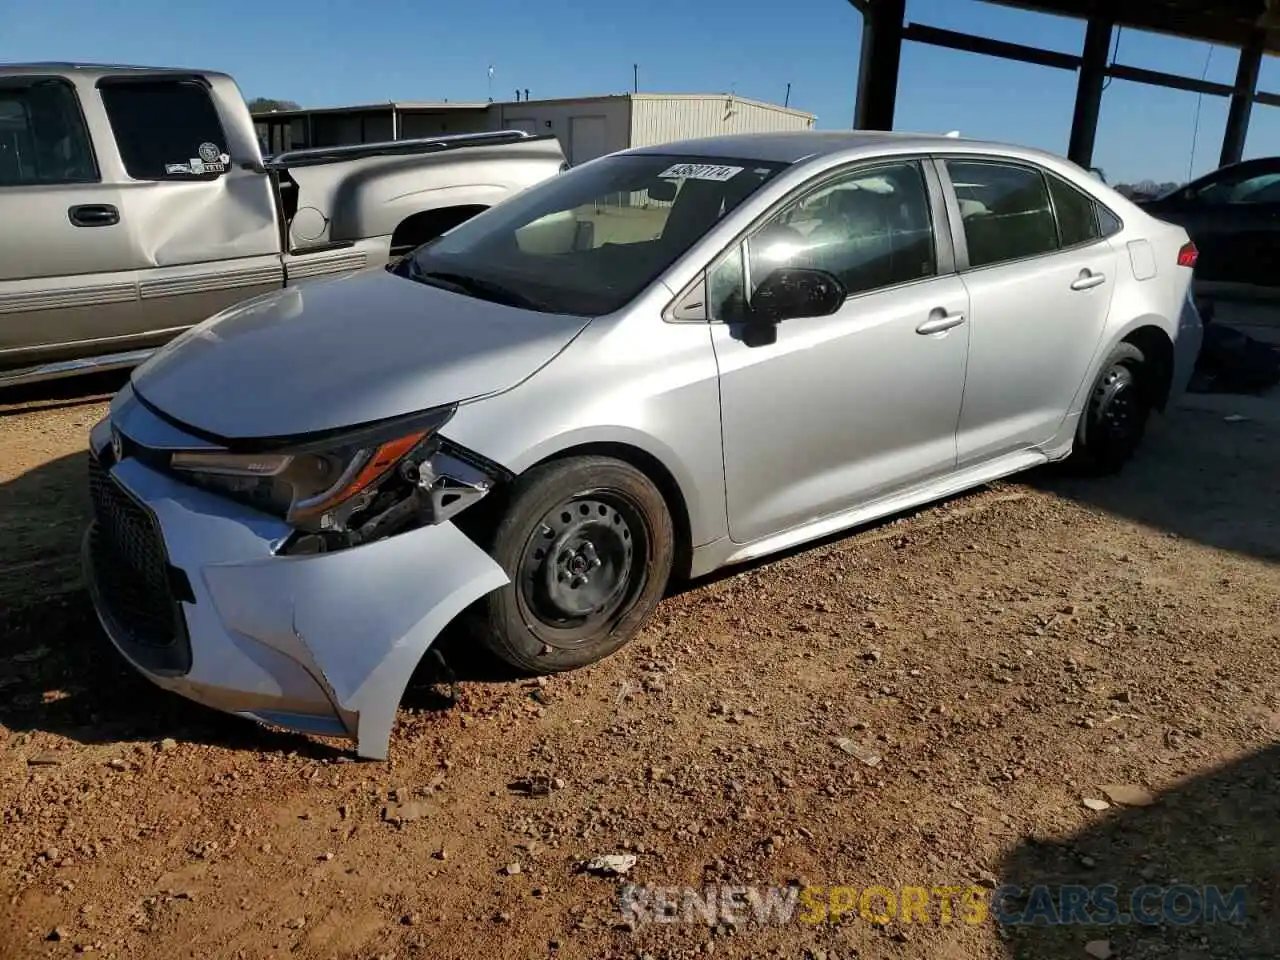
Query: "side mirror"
749 268 846 325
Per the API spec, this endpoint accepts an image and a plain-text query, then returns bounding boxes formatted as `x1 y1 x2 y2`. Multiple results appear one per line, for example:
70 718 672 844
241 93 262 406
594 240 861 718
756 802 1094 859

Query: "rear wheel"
475 456 674 674
1068 342 1151 475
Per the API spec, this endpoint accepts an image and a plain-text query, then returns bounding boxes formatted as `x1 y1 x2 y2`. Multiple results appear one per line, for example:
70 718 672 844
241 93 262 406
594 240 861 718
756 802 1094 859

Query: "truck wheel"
476 456 674 674
1068 342 1151 475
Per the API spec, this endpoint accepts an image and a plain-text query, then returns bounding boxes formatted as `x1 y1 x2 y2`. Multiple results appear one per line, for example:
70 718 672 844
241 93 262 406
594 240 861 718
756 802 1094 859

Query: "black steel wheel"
1069 342 1151 475
476 456 674 673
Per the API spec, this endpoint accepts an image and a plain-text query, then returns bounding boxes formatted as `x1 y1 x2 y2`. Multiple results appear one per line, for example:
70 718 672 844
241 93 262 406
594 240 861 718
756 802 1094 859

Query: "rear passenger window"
946 160 1058 268
99 79 229 180
1047 173 1101 248
0 78 97 186
743 160 937 299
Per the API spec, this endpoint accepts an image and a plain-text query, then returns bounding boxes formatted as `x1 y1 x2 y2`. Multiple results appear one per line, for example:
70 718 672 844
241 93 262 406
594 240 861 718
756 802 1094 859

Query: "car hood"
130 267 591 441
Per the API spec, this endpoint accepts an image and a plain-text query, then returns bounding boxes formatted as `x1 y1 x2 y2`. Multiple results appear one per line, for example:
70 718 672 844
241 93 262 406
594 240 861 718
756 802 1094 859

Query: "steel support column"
853 0 907 131
1221 31 1264 168
1067 16 1112 169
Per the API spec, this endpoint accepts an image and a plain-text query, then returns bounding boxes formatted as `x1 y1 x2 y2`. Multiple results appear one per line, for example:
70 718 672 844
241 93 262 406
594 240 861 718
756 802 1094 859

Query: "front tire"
475 456 674 674
1068 342 1151 475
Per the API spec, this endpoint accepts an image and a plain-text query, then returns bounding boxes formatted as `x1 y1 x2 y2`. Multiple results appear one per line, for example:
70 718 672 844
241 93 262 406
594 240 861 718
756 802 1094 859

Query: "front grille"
88 453 192 674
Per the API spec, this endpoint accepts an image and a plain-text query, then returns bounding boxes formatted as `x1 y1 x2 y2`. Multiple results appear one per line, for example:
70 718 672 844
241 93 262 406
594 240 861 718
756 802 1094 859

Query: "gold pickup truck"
0 62 567 387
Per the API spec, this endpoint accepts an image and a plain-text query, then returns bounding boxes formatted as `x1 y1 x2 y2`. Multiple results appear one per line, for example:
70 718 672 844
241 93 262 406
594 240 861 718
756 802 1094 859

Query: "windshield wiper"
413 270 548 311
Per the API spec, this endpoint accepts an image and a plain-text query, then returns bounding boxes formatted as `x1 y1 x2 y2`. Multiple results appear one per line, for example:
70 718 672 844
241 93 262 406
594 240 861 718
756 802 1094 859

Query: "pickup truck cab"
0 63 567 386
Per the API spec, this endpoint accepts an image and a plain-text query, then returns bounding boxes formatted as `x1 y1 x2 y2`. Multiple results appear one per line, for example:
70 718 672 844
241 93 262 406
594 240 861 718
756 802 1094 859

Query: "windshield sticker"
188 157 206 175
165 162 191 175
659 163 744 182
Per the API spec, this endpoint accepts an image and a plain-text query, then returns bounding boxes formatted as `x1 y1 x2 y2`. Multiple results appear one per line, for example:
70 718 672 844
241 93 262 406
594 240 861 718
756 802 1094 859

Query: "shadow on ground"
1025 404 1279 565
0 370 129 418
997 745 1280 959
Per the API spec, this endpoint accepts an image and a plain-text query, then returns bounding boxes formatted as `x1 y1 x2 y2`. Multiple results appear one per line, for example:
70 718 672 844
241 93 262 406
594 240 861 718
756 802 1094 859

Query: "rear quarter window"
1097 205 1122 237
1047 173 1102 248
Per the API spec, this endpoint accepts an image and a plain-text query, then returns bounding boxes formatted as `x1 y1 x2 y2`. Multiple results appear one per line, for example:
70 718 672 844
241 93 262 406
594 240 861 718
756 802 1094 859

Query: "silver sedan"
84 131 1203 758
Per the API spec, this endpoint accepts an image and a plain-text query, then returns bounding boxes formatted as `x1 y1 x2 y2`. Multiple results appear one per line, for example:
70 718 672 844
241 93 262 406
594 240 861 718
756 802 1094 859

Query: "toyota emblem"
110 428 124 463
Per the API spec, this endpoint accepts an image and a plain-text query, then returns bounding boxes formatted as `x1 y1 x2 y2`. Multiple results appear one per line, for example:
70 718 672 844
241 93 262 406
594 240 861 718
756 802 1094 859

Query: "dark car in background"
1139 157 1280 298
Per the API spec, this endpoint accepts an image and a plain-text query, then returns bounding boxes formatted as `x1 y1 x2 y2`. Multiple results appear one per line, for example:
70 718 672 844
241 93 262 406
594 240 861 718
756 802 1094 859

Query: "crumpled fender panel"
104 457 508 760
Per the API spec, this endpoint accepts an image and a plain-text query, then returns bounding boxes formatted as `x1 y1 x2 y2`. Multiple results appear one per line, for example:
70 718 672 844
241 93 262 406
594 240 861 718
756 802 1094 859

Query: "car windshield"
398 153 789 316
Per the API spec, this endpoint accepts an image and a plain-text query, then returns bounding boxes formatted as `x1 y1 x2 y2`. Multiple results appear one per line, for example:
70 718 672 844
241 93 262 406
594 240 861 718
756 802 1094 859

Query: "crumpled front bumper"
83 417 509 760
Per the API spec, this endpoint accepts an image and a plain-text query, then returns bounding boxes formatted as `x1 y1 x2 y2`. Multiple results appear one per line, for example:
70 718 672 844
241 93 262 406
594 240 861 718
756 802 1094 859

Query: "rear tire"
475 456 674 674
1068 342 1151 475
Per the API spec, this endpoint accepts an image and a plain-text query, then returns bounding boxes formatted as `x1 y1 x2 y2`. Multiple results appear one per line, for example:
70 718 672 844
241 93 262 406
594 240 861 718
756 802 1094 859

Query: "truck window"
0 79 98 186
99 79 229 180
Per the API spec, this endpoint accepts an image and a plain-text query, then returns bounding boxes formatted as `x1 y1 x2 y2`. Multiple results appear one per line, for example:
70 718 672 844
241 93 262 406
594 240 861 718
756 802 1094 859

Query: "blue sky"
5 0 1280 184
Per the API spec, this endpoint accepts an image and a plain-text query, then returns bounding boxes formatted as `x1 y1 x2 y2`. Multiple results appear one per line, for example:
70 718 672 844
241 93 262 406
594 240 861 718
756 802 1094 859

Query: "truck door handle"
68 204 120 227
1070 271 1107 291
916 310 967 335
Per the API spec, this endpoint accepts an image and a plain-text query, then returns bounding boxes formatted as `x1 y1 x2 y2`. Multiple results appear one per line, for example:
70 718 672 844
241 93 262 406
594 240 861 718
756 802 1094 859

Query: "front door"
710 159 971 545
941 159 1118 465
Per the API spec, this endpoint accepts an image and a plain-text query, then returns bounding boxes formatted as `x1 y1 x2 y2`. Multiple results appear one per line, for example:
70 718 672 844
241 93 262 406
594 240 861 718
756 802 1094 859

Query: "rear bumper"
1170 292 1205 407
83 420 508 759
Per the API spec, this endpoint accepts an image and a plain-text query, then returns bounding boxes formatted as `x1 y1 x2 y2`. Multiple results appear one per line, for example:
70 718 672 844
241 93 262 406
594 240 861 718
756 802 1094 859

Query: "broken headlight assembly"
167 404 508 554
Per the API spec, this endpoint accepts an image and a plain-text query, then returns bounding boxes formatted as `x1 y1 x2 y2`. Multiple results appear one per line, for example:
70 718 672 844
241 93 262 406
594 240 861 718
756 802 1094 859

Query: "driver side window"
708 160 937 322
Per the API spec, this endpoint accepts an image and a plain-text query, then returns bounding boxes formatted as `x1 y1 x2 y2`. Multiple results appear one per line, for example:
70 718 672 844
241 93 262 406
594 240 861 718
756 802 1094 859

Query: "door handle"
68 204 120 228
916 311 967 335
1070 271 1107 291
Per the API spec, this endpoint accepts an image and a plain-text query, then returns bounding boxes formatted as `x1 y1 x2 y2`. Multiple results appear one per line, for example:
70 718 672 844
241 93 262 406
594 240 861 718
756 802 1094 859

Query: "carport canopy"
850 0 1280 171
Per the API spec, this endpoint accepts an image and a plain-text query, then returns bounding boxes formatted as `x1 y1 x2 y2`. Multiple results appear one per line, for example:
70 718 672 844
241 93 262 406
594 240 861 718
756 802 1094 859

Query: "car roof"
625 130 1078 170
1 62 230 82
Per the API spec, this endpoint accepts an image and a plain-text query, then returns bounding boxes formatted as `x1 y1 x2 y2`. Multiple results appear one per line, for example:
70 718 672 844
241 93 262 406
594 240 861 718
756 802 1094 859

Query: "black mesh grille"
88 454 191 672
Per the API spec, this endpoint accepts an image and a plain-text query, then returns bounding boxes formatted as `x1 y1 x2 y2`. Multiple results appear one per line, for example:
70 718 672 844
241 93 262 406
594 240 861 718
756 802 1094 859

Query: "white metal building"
492 94 817 164
255 93 816 160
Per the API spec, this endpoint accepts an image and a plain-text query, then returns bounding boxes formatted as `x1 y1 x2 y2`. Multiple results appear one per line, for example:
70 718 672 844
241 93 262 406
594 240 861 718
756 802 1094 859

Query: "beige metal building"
255 93 816 161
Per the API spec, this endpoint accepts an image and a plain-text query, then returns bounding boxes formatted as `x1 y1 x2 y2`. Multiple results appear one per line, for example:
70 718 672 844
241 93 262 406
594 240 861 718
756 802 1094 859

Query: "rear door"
97 75 283 334
0 74 139 359
940 157 1118 466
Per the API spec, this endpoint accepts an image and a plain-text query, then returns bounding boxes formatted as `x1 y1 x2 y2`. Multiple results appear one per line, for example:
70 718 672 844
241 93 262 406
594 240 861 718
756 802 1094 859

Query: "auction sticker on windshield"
659 163 744 181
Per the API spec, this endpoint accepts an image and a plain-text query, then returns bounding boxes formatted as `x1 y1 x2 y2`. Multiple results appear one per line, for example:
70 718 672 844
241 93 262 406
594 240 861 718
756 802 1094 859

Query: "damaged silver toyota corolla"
85 133 1201 758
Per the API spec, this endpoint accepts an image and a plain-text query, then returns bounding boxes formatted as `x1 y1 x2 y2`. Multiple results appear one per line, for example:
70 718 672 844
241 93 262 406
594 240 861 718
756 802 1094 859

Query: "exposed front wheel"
475 456 674 674
1068 342 1151 475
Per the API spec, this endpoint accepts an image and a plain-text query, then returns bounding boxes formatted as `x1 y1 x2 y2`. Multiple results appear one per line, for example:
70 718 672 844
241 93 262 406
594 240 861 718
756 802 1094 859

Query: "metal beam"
1257 90 1280 108
854 0 906 130
1103 63 1235 98
1068 17 1113 169
982 0 1271 54
902 22 1081 70
1222 30 1265 167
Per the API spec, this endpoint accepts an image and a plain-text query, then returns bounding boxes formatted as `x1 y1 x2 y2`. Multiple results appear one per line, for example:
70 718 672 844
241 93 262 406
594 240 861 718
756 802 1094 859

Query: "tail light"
1177 241 1199 268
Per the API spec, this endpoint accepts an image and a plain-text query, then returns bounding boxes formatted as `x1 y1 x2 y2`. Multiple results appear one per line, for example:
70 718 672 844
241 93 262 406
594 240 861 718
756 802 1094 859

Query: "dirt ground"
2 373 1278 960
